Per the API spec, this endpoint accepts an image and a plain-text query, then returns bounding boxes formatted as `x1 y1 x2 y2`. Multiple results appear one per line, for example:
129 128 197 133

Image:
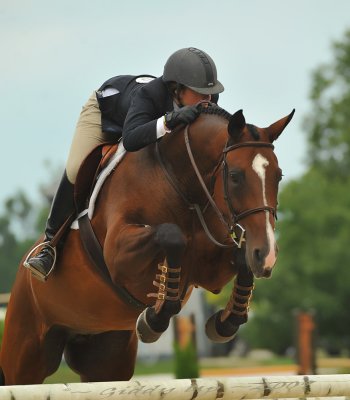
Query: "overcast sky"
1 0 349 206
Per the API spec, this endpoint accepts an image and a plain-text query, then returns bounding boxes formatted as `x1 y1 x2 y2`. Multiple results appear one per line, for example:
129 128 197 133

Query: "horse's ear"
228 109 246 142
266 109 295 142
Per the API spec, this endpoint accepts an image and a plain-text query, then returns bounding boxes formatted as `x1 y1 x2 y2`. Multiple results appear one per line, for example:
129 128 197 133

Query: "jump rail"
1 374 350 400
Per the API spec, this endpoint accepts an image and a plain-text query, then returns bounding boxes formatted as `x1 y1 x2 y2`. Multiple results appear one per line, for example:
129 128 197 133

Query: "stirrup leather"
23 241 57 282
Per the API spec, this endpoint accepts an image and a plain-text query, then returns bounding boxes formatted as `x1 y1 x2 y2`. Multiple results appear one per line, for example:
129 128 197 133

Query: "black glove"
164 105 200 130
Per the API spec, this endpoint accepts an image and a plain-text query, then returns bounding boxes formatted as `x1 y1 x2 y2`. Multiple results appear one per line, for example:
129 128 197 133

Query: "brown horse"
0 105 294 385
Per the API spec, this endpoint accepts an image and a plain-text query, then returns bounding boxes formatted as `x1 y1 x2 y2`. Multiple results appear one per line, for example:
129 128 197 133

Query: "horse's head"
218 108 295 278
157 105 294 280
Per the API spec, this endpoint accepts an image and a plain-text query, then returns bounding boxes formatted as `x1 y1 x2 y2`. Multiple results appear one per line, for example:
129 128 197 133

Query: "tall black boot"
24 171 75 281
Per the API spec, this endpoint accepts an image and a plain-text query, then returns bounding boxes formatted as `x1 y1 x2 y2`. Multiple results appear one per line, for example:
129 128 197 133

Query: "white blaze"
252 154 277 268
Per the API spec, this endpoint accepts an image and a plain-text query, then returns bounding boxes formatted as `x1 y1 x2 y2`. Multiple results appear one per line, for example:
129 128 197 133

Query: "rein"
156 125 277 249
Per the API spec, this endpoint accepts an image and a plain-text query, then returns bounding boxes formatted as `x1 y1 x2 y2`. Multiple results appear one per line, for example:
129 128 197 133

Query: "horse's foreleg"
136 223 187 343
205 263 254 343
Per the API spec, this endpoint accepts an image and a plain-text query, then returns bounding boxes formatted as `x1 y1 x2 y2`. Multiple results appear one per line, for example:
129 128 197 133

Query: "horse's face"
221 109 295 278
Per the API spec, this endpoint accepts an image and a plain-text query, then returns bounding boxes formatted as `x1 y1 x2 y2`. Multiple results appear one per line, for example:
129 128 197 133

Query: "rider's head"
163 47 224 106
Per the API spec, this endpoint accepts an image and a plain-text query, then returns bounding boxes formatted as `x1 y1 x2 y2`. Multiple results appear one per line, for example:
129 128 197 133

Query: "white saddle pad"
71 141 126 230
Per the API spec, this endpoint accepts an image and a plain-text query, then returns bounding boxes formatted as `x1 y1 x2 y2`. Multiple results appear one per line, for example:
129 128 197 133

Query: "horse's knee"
154 223 186 266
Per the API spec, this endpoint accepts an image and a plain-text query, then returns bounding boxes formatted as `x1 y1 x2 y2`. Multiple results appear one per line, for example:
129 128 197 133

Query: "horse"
0 105 294 385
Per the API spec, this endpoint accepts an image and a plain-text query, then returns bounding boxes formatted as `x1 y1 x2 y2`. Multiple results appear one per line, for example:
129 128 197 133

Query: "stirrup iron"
23 241 57 282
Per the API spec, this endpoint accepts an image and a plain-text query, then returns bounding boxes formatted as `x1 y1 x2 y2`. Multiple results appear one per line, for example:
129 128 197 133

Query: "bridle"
155 124 277 249
222 141 277 235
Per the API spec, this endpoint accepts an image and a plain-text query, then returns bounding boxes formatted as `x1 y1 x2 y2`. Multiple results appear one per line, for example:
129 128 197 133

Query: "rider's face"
179 87 211 106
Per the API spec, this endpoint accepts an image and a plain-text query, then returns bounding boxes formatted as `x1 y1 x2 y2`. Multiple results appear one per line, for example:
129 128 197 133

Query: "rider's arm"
122 78 173 152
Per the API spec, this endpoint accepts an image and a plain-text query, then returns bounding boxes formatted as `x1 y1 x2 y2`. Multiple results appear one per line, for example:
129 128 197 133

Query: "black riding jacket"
97 75 218 152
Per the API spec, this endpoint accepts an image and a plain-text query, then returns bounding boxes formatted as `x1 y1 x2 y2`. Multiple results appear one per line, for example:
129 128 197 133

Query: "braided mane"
198 104 260 140
198 104 231 121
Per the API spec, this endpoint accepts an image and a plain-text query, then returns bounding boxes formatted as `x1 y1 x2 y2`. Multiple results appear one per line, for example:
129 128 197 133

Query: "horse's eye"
230 170 243 184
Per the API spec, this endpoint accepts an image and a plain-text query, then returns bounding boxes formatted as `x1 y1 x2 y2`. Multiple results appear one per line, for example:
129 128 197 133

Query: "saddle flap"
74 142 118 213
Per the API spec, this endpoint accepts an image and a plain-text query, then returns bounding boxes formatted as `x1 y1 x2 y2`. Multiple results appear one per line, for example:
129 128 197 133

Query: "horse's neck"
161 120 227 187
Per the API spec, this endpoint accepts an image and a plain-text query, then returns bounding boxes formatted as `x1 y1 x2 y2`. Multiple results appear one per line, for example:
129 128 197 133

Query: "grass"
44 364 79 384
45 356 294 384
43 355 349 384
44 358 175 384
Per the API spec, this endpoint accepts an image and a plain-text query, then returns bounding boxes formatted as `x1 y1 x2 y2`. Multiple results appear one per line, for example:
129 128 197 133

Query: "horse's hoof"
136 309 164 343
205 311 239 343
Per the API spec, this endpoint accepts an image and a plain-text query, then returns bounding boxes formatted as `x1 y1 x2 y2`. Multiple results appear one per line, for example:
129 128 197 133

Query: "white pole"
1 375 350 400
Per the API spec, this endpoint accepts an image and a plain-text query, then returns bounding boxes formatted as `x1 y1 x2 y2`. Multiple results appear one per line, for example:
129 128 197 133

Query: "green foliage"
173 341 199 379
208 29 350 355
304 29 350 178
242 29 350 354
243 168 350 353
0 191 46 292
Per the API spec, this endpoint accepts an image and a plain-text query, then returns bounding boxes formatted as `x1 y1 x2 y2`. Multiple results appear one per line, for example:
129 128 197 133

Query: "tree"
241 28 350 354
304 29 350 177
242 168 350 354
205 29 350 354
0 191 46 292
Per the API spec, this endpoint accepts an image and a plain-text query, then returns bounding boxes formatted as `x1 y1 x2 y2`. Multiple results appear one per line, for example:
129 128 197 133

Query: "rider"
24 47 224 281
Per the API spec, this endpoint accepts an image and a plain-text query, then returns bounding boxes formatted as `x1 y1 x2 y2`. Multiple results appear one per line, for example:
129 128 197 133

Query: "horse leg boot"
24 171 75 281
205 264 254 343
136 223 186 343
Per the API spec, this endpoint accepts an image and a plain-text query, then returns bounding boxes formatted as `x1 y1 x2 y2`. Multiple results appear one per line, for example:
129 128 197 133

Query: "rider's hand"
164 105 200 130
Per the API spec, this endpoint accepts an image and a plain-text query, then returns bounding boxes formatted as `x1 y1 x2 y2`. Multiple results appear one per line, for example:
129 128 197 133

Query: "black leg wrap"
146 300 182 332
154 223 186 267
228 264 254 325
137 223 185 344
205 310 240 343
206 265 254 343
136 300 182 344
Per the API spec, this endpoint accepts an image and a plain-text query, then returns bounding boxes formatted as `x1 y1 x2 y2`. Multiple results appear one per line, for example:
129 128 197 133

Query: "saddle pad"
71 141 126 230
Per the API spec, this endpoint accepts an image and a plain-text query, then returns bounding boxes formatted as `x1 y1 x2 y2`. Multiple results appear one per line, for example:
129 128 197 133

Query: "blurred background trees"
0 182 53 292
1 29 350 356
208 28 350 355
0 191 48 292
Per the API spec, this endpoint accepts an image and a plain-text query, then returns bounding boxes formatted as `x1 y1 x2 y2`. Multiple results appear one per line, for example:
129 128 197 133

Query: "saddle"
47 141 144 308
74 142 119 213
48 142 119 249
73 142 144 308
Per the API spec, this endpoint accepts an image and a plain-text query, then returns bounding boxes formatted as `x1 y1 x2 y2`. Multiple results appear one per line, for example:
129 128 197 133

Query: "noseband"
155 125 277 249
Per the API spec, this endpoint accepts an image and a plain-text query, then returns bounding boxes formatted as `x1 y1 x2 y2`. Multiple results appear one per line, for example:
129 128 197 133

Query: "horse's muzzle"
247 244 277 278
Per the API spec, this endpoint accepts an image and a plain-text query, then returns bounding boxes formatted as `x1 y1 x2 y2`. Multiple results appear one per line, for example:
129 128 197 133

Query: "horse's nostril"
263 267 272 278
254 248 264 263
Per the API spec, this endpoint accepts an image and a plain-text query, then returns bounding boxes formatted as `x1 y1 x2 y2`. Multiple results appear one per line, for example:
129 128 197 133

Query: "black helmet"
163 47 224 95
